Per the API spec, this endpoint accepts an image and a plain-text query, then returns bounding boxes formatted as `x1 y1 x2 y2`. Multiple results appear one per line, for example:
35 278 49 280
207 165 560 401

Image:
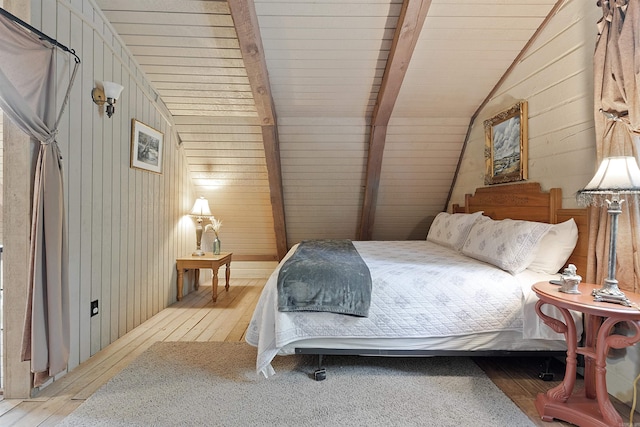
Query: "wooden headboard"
451 182 589 275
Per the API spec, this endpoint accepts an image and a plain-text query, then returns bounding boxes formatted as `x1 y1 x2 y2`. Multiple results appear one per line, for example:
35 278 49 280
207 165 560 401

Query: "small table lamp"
577 156 640 306
189 196 212 256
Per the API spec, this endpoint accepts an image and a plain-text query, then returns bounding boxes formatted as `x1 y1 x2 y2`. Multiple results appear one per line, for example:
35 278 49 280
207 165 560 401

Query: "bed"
246 183 589 378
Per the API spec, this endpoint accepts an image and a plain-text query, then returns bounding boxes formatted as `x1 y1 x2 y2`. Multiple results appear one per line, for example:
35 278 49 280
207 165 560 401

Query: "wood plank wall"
23 0 194 375
375 116 468 240
445 0 640 405
175 115 278 260
0 107 3 391
94 1 281 263
449 0 601 210
255 0 401 247
278 117 369 245
0 108 3 245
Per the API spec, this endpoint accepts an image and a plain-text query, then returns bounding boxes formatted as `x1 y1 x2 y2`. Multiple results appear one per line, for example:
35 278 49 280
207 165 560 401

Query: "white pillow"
462 218 552 274
527 219 579 274
426 211 484 251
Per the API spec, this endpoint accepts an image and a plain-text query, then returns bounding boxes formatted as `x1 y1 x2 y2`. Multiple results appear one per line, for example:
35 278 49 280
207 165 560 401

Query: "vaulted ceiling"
96 0 560 260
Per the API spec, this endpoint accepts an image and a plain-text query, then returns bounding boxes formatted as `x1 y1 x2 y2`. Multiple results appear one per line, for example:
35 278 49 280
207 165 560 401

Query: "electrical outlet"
91 300 99 317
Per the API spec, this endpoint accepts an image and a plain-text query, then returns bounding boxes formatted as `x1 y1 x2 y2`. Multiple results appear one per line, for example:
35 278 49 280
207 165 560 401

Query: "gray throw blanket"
277 239 372 317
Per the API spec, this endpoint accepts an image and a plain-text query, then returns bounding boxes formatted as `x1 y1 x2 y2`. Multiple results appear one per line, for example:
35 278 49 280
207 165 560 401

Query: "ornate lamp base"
592 280 631 307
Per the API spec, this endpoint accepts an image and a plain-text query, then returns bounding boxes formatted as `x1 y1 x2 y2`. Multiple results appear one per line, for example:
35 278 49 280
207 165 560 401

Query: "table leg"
225 261 231 291
534 302 577 419
535 304 640 427
583 314 601 399
194 269 200 291
593 317 640 426
177 268 184 301
211 268 219 302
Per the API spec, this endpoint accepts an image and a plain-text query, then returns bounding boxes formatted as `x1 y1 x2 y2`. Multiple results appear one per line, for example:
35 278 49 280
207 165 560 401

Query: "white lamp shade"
582 156 640 194
190 196 212 217
102 81 124 100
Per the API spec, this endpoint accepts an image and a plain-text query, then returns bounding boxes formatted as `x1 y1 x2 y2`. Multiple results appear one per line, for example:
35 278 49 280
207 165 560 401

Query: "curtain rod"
0 7 80 63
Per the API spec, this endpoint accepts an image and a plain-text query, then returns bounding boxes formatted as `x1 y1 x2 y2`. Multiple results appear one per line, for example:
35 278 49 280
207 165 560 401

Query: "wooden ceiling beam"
358 0 432 240
228 0 288 259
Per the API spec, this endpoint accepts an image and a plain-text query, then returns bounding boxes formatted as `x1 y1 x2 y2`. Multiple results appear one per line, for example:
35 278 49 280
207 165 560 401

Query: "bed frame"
298 182 589 380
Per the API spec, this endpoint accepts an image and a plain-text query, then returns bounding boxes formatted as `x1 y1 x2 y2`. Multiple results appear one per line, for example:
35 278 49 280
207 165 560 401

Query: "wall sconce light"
189 196 212 256
92 81 124 118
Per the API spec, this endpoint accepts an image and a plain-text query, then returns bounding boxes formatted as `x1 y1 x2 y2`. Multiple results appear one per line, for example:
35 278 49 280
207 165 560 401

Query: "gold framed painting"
483 101 528 185
131 119 164 174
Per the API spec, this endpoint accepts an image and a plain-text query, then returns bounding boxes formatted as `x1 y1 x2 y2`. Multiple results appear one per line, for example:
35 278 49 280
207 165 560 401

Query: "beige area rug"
59 342 536 426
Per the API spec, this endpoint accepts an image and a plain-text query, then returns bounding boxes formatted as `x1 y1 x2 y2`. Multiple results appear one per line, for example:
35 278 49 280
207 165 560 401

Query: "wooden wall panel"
0 110 3 246
277 117 369 245
449 0 600 211
97 0 280 263
373 0 557 241
375 117 468 240
254 1 401 246
2 110 32 398
0 109 2 391
10 0 195 383
173 115 277 258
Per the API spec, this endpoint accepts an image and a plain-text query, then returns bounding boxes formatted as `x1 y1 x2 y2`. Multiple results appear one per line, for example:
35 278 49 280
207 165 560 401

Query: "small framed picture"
131 119 164 174
483 101 528 185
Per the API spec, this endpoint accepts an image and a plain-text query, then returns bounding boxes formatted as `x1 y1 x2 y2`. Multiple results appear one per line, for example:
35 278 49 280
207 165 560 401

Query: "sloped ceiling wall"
97 0 278 261
450 1 599 209
97 0 560 256
255 0 403 244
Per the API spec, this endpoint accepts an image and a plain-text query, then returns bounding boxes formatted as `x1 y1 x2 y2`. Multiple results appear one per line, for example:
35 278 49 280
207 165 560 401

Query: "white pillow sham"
426 211 484 251
527 219 579 274
461 218 552 274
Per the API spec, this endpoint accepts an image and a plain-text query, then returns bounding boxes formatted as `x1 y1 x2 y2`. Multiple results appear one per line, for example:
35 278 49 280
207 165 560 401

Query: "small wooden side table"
176 252 232 302
532 281 640 427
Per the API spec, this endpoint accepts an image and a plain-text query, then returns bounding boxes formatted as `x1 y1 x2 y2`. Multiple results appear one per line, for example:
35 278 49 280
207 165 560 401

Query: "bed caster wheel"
314 368 326 381
538 372 554 381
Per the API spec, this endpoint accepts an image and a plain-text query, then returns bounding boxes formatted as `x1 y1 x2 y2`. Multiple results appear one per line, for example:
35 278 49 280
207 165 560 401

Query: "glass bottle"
213 236 221 255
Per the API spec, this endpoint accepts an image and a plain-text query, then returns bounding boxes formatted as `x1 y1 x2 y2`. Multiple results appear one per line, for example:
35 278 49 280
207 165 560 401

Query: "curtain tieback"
600 109 626 122
42 129 58 145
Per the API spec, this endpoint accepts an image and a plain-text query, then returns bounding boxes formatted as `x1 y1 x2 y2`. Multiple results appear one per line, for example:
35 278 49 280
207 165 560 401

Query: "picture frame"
483 101 528 185
131 119 164 174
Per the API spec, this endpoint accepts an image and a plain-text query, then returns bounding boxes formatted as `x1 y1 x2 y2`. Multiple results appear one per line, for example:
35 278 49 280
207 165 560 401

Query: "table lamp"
189 196 212 256
577 156 640 306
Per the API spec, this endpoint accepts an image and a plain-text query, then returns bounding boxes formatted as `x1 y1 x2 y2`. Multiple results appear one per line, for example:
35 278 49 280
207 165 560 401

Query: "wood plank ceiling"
96 0 559 260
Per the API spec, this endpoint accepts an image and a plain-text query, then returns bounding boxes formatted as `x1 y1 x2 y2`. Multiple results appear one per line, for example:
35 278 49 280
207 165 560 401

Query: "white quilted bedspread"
246 240 552 377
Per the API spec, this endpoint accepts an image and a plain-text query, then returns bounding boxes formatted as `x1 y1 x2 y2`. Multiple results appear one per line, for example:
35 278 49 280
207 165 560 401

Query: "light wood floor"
0 278 634 426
